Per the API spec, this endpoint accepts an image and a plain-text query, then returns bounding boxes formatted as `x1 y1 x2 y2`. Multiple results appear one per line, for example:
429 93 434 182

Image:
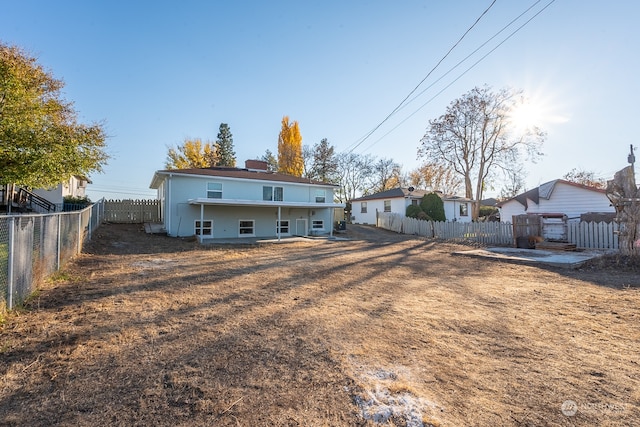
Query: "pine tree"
310 138 338 182
215 123 236 167
277 116 303 176
260 149 278 172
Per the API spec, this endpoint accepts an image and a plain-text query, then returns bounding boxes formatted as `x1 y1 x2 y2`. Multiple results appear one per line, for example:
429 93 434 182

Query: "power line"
344 0 498 154
358 0 556 154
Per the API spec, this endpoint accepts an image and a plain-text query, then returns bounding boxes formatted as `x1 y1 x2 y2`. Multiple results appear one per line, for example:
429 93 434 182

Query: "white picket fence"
376 212 619 250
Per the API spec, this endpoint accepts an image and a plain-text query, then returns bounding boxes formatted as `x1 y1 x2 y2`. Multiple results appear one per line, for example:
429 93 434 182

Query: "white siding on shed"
527 182 613 220
499 180 614 223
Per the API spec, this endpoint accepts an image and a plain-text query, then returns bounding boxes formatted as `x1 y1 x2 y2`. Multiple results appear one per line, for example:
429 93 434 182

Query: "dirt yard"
1 223 639 426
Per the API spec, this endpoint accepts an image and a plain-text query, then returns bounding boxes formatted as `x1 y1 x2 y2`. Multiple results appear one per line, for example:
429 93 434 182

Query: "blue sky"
2 1 638 200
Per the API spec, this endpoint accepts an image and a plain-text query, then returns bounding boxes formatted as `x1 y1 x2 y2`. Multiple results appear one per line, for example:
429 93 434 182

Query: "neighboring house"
497 179 615 223
442 195 474 222
32 175 91 210
349 187 474 224
149 160 345 240
0 175 90 213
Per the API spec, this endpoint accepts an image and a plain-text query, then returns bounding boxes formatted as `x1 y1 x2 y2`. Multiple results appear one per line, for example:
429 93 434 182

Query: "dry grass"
1 223 639 426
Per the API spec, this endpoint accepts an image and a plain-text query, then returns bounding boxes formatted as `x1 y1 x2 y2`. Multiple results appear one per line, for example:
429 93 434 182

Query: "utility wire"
344 0 497 154
359 0 556 154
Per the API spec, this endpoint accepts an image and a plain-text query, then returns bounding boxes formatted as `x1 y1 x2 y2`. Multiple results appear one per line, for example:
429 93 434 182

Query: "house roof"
497 179 607 208
349 187 430 202
150 167 338 189
349 187 472 203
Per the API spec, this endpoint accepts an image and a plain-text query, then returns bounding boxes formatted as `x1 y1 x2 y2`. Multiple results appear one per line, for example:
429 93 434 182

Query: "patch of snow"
355 385 427 426
348 363 444 427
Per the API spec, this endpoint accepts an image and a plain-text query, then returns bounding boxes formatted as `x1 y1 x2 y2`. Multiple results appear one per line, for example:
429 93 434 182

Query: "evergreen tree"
215 123 236 167
420 192 446 222
260 149 278 172
309 138 338 182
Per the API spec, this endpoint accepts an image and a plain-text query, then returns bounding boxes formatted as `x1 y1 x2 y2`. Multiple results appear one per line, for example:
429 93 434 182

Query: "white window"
263 186 284 201
384 200 392 212
276 220 289 234
207 182 222 199
361 202 367 213
312 220 324 230
460 203 469 217
412 199 419 206
315 189 326 203
239 220 255 236
195 220 212 236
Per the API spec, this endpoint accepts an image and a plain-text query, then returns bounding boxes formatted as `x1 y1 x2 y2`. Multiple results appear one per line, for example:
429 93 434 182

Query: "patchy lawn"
1 223 639 426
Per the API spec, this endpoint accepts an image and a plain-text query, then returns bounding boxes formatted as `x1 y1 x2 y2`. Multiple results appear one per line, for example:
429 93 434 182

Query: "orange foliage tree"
277 116 303 176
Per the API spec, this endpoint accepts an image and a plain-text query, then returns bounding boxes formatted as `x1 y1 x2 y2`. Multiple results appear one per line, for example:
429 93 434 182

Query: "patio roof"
188 198 345 209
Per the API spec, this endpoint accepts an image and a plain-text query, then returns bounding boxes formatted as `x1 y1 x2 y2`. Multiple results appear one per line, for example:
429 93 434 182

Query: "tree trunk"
606 166 640 256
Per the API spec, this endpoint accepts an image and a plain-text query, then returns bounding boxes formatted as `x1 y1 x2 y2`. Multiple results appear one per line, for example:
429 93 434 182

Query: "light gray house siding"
151 165 343 239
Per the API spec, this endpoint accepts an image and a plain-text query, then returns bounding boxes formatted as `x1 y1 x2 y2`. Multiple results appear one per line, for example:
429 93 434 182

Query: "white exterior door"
295 218 308 236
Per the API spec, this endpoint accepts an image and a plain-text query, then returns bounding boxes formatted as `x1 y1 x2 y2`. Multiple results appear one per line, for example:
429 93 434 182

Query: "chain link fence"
0 199 104 313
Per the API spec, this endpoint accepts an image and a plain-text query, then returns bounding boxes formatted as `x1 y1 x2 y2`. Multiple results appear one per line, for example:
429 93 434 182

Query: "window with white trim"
239 220 255 236
312 220 324 230
384 200 391 212
361 202 367 213
195 220 213 236
263 186 284 201
207 182 222 199
315 189 326 203
276 220 289 234
460 203 469 216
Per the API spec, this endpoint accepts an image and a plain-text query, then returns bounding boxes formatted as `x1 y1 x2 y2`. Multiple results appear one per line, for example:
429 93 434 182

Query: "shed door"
295 219 308 236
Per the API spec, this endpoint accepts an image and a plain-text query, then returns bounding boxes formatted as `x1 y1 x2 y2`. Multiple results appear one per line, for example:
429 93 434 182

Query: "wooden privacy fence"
567 221 619 250
376 212 620 250
104 199 161 223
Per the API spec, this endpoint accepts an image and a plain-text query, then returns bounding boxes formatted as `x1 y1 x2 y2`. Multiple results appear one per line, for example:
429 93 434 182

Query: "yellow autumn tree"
277 116 303 176
165 139 218 169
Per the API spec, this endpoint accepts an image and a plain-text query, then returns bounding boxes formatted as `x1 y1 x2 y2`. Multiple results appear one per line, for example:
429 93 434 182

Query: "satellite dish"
408 186 415 192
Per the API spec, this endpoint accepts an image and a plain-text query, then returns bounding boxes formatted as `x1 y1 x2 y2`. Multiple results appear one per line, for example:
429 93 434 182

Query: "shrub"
479 206 498 218
420 193 446 222
406 204 423 219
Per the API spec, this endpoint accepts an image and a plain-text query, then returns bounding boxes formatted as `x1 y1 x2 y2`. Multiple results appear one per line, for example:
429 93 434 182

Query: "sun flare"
509 99 547 133
508 92 569 134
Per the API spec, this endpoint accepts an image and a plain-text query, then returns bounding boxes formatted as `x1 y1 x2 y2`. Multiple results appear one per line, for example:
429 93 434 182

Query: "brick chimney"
245 159 269 171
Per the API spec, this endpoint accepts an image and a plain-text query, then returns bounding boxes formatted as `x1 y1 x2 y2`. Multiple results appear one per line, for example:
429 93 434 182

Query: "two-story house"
149 160 345 240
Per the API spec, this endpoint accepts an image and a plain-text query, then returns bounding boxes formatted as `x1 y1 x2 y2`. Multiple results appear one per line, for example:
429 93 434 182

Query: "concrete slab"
453 247 604 268
144 223 166 234
199 235 350 245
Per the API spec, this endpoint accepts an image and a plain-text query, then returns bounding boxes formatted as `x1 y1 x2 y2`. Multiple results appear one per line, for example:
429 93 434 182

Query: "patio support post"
277 206 281 241
199 203 204 243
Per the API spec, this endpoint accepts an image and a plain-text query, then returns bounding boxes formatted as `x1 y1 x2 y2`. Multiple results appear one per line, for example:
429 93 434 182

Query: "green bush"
479 205 498 218
406 204 423 219
420 193 446 222
63 195 91 205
